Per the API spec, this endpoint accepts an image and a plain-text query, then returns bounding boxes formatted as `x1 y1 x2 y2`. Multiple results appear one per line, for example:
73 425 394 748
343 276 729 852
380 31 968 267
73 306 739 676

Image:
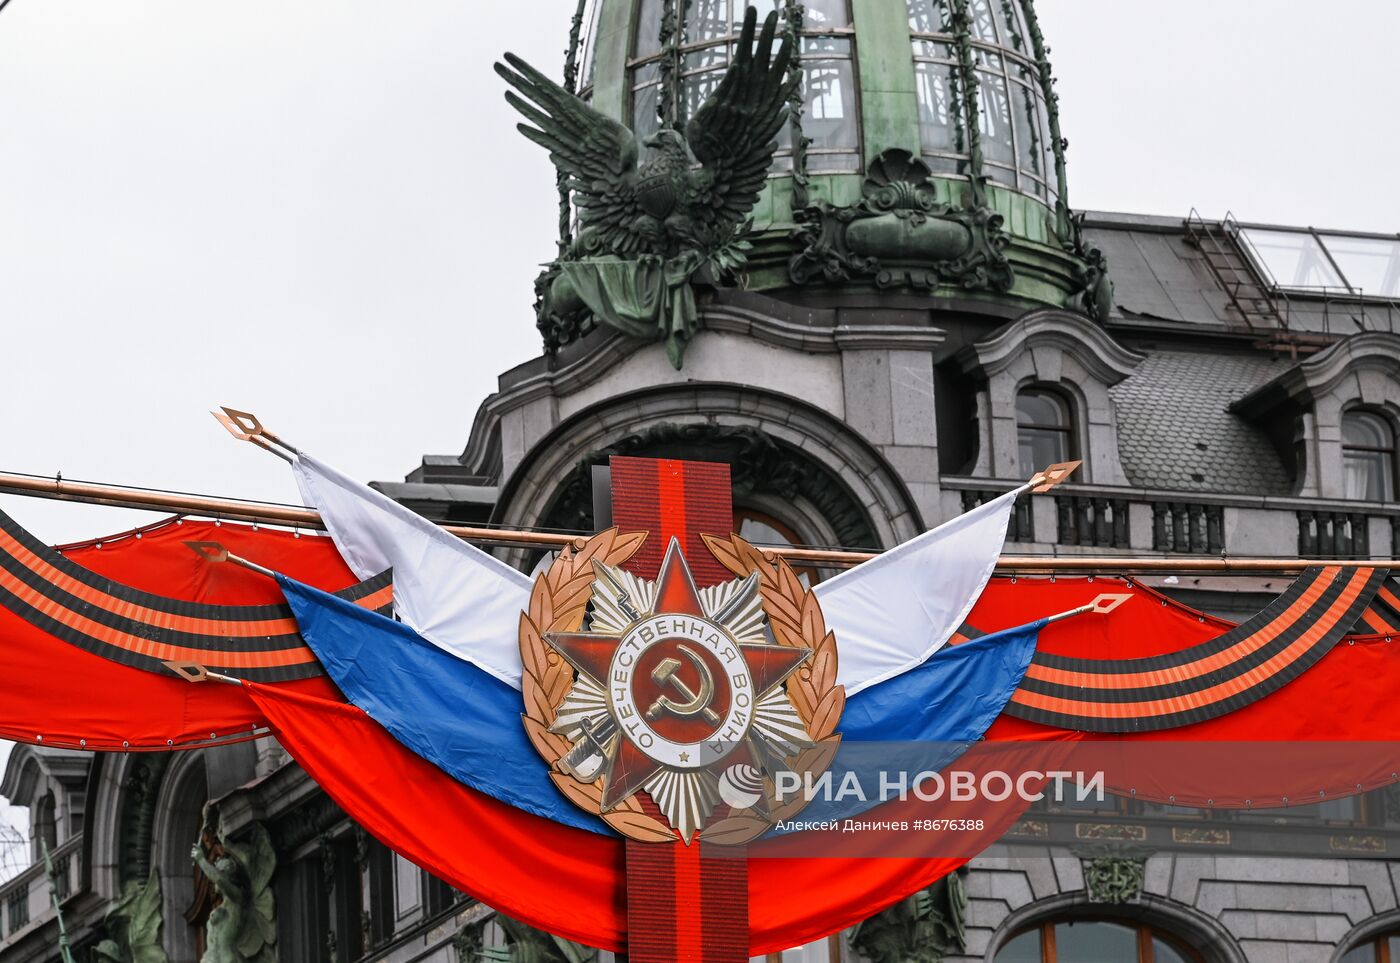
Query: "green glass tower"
565 0 1108 332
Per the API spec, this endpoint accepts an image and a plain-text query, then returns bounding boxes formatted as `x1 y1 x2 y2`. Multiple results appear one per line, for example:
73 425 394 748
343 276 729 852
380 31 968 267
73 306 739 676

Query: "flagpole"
1044 593 1132 622
0 467 1391 573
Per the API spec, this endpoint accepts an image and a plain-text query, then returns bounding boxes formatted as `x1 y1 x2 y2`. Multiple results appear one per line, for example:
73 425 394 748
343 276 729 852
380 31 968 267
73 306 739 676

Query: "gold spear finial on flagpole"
1045 592 1132 624
211 407 298 463
161 660 243 686
1027 460 1082 494
183 541 279 580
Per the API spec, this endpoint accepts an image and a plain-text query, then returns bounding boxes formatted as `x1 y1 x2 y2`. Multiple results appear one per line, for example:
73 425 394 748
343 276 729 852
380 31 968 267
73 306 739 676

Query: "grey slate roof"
1081 214 1237 326
1109 350 1295 495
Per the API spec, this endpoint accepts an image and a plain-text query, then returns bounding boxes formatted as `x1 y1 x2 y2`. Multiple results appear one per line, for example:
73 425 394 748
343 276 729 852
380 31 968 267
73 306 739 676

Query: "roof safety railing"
1185 209 1283 330
1223 215 1400 335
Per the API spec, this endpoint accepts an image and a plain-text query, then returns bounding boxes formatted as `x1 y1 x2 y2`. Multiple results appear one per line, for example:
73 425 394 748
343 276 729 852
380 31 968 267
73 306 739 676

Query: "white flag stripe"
293 454 531 689
295 452 1014 696
815 489 1016 696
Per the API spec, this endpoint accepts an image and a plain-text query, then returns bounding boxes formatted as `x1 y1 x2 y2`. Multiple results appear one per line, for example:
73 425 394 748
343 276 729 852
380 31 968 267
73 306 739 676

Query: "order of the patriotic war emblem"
519 529 843 843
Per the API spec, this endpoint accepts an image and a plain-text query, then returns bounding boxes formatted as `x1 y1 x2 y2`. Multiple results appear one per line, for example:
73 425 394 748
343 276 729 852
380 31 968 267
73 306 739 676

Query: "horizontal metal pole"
0 470 1393 574
0 470 581 550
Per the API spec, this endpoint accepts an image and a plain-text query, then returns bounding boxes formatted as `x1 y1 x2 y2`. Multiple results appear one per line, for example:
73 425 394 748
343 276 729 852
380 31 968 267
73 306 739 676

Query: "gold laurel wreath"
519 529 842 845
699 533 844 844
518 527 675 841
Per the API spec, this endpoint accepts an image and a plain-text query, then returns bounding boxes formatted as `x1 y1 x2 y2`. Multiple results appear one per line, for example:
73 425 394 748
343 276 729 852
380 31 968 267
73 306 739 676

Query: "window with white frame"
907 0 1056 200
1342 409 1397 502
629 0 860 171
1016 386 1076 477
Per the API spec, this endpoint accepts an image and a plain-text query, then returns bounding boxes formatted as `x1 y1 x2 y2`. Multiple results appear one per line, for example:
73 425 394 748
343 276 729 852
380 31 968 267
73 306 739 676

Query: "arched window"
1342 409 1397 502
158 757 210 963
997 919 1203 962
1016 386 1076 477
1341 933 1400 961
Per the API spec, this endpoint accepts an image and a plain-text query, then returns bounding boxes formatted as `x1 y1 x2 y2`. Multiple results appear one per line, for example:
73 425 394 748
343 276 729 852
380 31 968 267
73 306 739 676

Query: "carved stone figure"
497 7 795 367
190 812 276 963
847 870 967 963
1083 851 1147 904
93 868 169 963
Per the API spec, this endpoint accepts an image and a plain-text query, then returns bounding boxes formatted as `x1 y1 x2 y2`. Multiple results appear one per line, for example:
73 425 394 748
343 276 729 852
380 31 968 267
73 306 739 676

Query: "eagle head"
643 128 689 161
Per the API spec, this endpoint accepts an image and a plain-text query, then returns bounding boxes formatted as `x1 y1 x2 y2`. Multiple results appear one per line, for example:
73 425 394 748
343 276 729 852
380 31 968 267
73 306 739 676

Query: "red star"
546 537 809 812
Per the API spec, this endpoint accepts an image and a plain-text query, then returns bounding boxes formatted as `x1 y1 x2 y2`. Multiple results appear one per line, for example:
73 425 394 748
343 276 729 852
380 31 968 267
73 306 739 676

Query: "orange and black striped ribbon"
1352 576 1400 636
0 508 391 681
611 456 748 963
1002 565 1388 732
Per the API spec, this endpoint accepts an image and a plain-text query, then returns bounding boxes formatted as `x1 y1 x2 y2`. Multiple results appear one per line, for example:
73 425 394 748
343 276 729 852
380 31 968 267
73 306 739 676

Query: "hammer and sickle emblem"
646 644 720 724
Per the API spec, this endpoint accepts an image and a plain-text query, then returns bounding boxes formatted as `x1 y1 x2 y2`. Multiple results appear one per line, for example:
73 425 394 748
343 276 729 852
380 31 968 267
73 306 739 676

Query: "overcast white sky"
1 0 1398 843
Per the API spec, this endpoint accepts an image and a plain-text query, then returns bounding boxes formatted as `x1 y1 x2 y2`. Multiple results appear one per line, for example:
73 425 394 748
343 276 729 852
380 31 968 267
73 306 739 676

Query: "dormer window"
958 310 1140 485
1342 409 1396 502
1016 386 1075 477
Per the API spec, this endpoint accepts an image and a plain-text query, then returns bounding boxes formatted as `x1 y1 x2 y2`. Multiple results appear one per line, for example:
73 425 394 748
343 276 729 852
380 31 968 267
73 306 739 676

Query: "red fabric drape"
975 577 1400 806
60 518 360 602
0 518 345 749
6 518 1400 949
247 682 1053 954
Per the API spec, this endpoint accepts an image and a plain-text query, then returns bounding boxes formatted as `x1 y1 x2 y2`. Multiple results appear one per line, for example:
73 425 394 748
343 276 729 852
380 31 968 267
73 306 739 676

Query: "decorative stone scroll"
788 149 1013 293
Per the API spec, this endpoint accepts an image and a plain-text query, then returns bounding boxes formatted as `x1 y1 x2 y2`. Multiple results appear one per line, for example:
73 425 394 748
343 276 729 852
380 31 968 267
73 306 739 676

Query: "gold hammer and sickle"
646 644 720 724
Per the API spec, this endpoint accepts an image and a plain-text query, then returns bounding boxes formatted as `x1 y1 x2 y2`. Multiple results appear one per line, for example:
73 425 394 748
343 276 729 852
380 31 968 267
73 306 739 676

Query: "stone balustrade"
0 837 79 948
945 478 1399 559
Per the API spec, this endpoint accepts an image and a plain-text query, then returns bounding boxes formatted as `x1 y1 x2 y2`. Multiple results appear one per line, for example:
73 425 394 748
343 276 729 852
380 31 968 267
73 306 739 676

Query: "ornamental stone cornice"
0 744 43 805
1232 331 1400 420
453 305 946 480
956 309 1145 385
831 325 946 351
0 745 88 805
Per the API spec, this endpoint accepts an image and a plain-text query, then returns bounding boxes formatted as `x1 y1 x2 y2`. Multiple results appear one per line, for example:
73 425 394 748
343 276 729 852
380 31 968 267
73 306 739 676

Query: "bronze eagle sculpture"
495 6 795 260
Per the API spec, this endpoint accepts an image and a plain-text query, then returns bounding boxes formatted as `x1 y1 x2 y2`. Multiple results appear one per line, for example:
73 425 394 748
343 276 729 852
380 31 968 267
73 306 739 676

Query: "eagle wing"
495 53 646 255
684 7 796 239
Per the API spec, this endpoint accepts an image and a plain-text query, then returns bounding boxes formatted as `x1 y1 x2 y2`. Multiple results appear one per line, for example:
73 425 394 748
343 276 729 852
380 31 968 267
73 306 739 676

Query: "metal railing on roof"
1184 209 1283 330
1225 214 1400 335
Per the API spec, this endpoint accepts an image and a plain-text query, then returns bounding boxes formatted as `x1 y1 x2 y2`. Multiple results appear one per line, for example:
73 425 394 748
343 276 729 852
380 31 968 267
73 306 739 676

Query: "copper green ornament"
497 6 795 368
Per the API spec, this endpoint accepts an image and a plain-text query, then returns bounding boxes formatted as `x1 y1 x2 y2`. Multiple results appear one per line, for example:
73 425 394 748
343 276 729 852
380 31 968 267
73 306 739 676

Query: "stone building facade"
4 0 1400 961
